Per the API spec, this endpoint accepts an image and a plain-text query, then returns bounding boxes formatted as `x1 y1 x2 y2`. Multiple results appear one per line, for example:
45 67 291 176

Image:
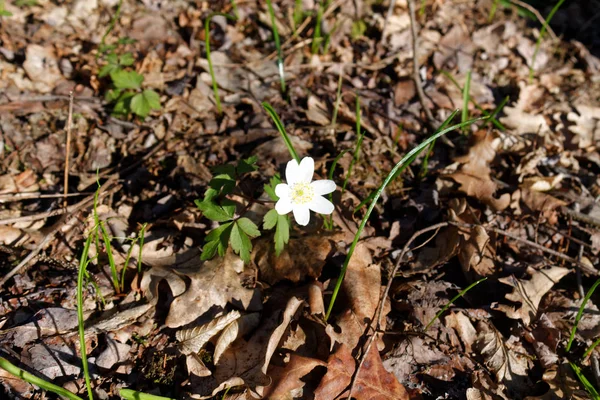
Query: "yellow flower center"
290 182 314 205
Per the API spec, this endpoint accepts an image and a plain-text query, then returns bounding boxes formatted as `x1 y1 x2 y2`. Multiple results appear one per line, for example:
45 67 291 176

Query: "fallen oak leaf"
176 310 242 356
214 313 260 364
314 344 409 400
263 354 326 399
493 266 571 326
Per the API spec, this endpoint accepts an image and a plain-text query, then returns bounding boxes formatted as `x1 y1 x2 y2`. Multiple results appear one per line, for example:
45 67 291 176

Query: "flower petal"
275 197 293 215
311 180 336 195
292 205 310 226
308 195 334 215
297 157 314 183
275 183 290 199
285 159 301 186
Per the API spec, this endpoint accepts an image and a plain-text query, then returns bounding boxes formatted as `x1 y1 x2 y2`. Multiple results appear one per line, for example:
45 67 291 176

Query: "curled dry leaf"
494 266 571 326
523 363 592 400
176 310 242 356
445 311 477 353
475 327 531 397
262 354 326 400
314 344 409 400
214 313 261 364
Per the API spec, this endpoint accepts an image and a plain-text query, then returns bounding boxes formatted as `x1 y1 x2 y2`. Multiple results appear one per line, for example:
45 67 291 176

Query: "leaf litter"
0 0 600 399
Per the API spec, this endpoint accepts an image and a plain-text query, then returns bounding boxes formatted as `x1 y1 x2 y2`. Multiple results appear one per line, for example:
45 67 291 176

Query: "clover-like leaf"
110 69 143 90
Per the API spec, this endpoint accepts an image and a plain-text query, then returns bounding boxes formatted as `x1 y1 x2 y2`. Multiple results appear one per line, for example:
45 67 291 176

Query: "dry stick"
0 178 119 287
561 206 600 229
347 222 449 399
63 91 74 208
0 192 90 202
407 0 454 148
506 0 558 40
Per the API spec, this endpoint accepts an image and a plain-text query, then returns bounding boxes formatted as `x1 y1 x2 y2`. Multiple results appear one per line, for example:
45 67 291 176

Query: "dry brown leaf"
440 130 510 211
519 188 567 222
263 354 326 399
524 363 592 400
176 310 242 356
214 313 261 364
314 344 409 400
457 225 497 277
494 267 571 326
253 233 341 285
445 311 477 353
475 328 531 396
306 96 330 126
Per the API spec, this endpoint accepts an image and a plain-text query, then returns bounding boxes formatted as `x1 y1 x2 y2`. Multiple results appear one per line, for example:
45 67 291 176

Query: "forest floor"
1 0 600 399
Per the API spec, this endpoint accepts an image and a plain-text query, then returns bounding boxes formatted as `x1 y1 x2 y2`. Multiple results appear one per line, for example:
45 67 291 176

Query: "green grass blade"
77 233 95 400
584 337 600 359
119 389 177 400
342 94 365 192
0 357 83 400
99 221 120 292
325 112 485 321
230 0 239 19
137 223 147 274
488 0 499 22
529 0 566 83
120 236 138 293
461 70 471 133
567 278 600 352
262 102 300 162
424 278 487 331
98 0 123 56
419 109 455 179
312 1 324 54
569 362 600 399
265 0 286 94
293 0 303 30
205 13 237 114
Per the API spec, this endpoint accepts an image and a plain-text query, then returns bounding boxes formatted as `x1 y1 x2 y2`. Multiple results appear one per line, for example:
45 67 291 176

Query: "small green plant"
205 13 237 114
266 0 286 94
325 111 487 321
341 95 365 192
293 0 304 30
0 0 12 16
566 277 600 352
529 0 566 83
461 70 471 134
570 362 600 400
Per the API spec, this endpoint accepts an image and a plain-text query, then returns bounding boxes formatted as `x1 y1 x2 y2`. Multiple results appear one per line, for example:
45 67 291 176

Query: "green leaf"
264 174 282 201
274 214 289 256
98 44 117 54
0 10 13 16
99 64 118 78
131 90 161 119
220 199 236 219
118 37 136 45
236 156 258 174
196 199 233 222
263 209 278 230
205 222 233 242
209 173 236 195
201 240 220 261
112 92 135 116
105 88 122 102
110 69 143 89
237 217 261 238
106 53 119 65
119 52 135 66
230 222 253 263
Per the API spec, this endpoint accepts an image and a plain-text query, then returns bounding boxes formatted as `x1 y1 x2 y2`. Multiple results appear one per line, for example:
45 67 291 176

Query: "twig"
506 0 558 40
63 91 74 208
347 222 449 399
407 0 435 130
561 206 600 228
0 192 90 203
0 178 119 286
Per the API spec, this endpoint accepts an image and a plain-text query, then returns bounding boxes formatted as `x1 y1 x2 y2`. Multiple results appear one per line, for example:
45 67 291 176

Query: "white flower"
275 157 336 226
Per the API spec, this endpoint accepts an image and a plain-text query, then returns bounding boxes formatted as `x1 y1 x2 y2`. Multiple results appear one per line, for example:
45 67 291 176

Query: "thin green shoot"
312 1 324 54
293 0 303 31
100 221 120 293
330 70 343 128
322 20 339 55
584 337 600 359
488 0 500 22
0 357 83 400
529 0 566 83
230 0 239 19
566 278 600 352
420 0 426 16
419 109 454 179
120 236 138 293
424 278 487 331
326 112 486 321
441 71 505 131
119 389 176 400
205 13 237 114
489 95 509 125
137 222 147 274
461 70 471 134
342 94 365 192
569 362 600 399
77 233 95 400
262 102 299 163
265 0 286 94
324 149 349 230
98 0 123 55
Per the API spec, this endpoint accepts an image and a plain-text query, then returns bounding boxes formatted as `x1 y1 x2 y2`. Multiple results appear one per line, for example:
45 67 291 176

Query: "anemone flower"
275 157 336 226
